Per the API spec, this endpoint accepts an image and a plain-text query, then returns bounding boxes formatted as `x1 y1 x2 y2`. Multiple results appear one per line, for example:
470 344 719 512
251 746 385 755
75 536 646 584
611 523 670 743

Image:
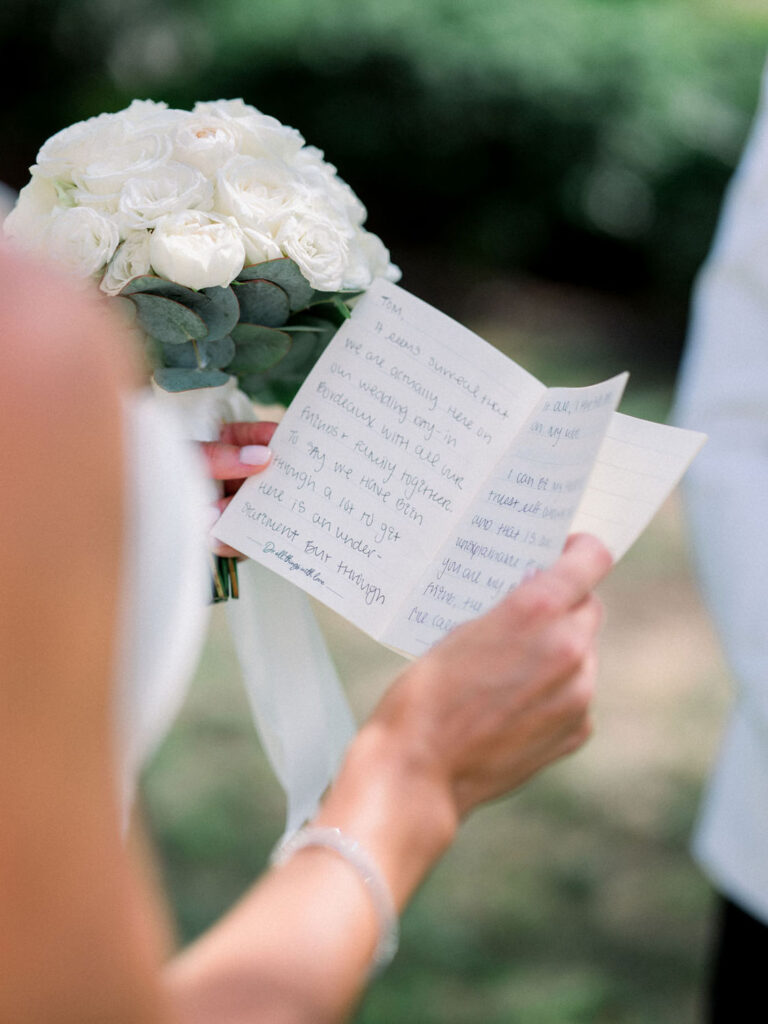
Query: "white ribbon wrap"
117 391 214 827
149 377 356 837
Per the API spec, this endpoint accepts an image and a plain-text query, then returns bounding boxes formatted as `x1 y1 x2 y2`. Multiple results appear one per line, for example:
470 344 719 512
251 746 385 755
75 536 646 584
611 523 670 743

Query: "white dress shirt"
674 62 768 924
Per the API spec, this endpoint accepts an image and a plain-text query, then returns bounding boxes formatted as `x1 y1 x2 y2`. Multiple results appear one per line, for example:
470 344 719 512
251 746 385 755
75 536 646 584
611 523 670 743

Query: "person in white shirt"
674 61 768 1020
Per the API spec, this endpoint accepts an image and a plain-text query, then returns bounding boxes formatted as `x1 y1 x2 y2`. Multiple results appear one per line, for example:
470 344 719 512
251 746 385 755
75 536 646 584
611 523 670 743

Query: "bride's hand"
310 533 612 910
377 533 611 821
199 420 278 558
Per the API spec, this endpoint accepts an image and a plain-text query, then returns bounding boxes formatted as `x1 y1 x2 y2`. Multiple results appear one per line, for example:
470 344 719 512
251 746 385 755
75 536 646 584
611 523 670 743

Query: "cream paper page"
384 406 705 654
569 411 706 560
382 373 628 654
214 279 545 638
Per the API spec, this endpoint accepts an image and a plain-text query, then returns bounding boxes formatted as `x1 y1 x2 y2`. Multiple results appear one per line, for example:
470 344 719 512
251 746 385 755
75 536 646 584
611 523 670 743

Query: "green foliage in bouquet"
121 257 357 405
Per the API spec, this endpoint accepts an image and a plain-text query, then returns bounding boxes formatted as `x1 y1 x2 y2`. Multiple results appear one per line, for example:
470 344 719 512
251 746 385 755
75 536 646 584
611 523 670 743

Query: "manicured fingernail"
240 445 272 466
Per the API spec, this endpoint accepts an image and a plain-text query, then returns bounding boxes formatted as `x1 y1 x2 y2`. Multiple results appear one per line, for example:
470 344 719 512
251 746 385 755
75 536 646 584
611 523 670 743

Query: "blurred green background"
4 0 766 1020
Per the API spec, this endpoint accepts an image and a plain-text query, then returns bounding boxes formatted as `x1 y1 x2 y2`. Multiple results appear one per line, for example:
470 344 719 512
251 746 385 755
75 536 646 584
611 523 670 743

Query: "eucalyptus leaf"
233 279 290 327
159 339 197 369
123 277 240 342
154 367 231 392
239 372 306 406
228 323 292 373
121 275 200 305
129 293 208 346
197 285 240 340
286 312 343 349
310 288 363 305
282 324 329 333
236 327 331 406
237 258 314 312
237 375 283 405
199 335 236 369
305 296 352 327
160 336 236 370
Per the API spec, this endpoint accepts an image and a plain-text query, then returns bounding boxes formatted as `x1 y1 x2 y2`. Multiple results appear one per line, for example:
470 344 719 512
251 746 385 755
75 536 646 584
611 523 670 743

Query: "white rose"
343 229 402 290
174 116 241 178
32 107 174 198
100 231 152 295
117 99 187 132
292 145 367 226
215 155 298 227
72 125 174 198
33 111 117 180
46 205 120 278
3 174 60 252
193 99 305 162
69 183 123 218
118 162 213 232
149 209 245 289
239 225 283 265
274 212 350 292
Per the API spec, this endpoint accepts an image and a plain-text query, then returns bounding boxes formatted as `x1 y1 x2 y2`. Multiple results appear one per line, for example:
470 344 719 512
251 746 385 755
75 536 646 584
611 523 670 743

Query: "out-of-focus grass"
140 289 730 1023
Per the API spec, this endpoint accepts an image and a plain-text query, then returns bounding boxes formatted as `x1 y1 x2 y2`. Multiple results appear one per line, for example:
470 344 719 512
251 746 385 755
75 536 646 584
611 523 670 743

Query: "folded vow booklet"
214 279 705 657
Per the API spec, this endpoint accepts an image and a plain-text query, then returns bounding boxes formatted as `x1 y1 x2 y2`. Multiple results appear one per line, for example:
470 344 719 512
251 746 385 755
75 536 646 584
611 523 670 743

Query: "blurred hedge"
3 0 768 364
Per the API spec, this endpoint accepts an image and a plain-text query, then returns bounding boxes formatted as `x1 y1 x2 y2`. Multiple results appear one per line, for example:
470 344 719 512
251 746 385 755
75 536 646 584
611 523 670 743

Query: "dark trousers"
707 894 768 1022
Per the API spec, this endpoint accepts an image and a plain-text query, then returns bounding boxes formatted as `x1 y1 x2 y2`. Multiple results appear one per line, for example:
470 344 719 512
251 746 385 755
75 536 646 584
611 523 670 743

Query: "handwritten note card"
214 280 705 656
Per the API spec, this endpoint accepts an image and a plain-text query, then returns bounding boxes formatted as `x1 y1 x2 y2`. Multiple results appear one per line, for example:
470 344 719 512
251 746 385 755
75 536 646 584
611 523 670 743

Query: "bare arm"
166 534 610 1024
0 249 174 1024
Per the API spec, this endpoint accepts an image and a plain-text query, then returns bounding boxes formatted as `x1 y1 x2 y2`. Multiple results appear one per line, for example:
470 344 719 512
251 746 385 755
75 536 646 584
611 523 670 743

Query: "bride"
0 241 611 1023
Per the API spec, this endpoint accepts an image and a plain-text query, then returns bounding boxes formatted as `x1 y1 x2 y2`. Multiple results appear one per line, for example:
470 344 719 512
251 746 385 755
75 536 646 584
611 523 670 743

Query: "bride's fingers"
218 421 278 448
199 439 273 480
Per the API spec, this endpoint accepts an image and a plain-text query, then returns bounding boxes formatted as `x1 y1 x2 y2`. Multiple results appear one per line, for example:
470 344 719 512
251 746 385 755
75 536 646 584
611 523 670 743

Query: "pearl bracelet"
270 826 400 976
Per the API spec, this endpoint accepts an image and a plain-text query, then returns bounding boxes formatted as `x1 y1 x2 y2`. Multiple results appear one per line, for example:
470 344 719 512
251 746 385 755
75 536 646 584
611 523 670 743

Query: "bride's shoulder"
0 247 140 966
0 244 128 704
0 243 139 410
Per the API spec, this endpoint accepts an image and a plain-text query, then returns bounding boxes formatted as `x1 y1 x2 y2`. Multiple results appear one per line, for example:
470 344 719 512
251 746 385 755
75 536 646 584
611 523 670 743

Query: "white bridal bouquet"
5 97 400 405
5 97 400 600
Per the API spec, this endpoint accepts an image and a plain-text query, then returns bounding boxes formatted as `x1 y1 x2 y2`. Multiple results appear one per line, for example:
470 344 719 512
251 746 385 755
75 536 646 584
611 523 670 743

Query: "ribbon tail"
149 377 357 836
226 559 357 838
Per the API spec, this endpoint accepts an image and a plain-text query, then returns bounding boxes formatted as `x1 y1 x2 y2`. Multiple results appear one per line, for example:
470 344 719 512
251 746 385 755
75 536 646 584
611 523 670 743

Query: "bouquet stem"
211 554 239 602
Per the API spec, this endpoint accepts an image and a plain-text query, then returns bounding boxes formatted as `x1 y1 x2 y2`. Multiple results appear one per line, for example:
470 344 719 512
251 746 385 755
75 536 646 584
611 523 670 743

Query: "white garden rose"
292 145 367 226
149 209 246 289
174 116 242 179
118 162 213 232
34 115 174 207
275 211 350 291
239 224 283 265
33 111 117 181
69 183 122 217
45 205 120 279
343 228 402 290
193 99 305 162
117 99 187 132
100 231 153 295
3 175 60 252
215 155 299 228
70 126 174 198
